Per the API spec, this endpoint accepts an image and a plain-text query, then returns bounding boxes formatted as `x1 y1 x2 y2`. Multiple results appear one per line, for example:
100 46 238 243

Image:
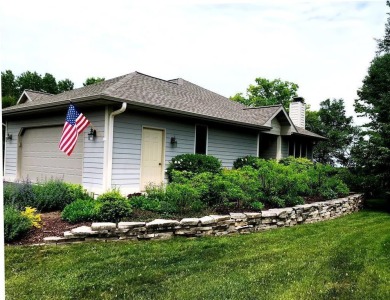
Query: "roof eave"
3 94 271 131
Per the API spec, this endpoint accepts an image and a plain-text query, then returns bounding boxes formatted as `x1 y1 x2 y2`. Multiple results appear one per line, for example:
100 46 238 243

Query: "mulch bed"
7 211 91 246
9 196 327 246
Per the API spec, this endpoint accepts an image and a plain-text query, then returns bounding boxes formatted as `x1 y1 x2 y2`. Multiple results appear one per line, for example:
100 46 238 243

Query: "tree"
353 53 390 191
1 70 18 98
16 71 43 94
83 77 105 86
308 99 359 167
230 77 299 110
376 1 390 54
42 73 58 94
57 79 74 93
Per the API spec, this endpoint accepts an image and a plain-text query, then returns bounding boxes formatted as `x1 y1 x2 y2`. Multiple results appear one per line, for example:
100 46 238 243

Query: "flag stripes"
59 104 90 156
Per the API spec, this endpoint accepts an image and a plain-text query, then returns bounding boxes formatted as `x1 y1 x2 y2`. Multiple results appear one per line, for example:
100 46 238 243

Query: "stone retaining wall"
44 194 363 245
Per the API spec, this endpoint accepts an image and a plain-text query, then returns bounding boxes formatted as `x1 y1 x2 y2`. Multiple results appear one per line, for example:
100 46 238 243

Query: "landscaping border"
43 194 363 245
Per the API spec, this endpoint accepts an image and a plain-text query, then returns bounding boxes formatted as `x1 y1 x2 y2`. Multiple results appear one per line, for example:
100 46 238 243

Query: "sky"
0 0 387 125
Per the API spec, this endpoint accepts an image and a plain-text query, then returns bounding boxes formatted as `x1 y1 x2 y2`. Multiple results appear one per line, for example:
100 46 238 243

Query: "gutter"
104 102 127 191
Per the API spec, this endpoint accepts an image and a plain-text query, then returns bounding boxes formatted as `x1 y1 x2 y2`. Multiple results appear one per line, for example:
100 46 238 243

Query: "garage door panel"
21 127 83 184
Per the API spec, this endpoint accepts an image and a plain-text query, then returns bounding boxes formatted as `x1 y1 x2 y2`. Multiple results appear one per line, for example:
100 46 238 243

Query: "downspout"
105 102 127 191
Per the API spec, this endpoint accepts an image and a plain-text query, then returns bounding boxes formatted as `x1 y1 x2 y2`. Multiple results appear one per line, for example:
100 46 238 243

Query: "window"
195 125 207 154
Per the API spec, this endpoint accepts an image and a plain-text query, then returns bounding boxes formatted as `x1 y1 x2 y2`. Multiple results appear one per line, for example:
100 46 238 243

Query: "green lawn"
5 208 390 300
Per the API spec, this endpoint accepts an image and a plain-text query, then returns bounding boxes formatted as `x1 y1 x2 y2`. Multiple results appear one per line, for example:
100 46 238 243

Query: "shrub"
4 206 32 243
130 195 162 212
97 190 132 223
165 183 203 213
62 199 101 223
166 154 222 181
249 201 264 211
21 207 42 228
33 179 90 212
233 155 262 170
3 182 18 206
6 180 36 210
279 156 313 171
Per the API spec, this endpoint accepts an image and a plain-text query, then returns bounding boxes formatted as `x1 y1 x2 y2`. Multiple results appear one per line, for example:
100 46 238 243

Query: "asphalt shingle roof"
3 71 324 138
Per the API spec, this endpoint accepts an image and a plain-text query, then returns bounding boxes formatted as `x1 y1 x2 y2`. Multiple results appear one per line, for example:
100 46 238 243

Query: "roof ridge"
100 72 137 95
25 89 54 96
134 71 179 85
243 104 282 110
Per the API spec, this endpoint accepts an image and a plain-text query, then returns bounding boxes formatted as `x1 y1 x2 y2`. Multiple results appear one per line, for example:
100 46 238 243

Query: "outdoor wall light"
170 136 177 147
88 128 97 141
6 133 12 141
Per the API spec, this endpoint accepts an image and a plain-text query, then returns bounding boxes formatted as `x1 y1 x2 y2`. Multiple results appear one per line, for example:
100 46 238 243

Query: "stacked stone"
43 194 363 245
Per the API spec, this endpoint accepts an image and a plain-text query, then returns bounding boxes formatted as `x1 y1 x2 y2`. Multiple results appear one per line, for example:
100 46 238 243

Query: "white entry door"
140 128 164 190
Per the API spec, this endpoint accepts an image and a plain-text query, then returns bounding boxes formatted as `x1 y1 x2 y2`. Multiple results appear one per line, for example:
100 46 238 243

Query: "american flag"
59 104 90 156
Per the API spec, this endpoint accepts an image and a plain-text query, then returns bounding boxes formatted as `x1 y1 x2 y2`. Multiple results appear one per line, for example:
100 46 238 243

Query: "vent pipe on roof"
289 97 305 128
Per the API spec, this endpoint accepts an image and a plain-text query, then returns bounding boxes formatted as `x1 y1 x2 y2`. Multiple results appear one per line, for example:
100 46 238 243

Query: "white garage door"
20 126 83 184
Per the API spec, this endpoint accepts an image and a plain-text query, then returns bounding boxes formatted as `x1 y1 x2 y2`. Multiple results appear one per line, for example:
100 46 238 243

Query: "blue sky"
0 0 387 124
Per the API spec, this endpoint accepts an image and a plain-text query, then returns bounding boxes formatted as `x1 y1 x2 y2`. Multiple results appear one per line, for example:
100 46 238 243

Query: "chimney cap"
292 96 305 103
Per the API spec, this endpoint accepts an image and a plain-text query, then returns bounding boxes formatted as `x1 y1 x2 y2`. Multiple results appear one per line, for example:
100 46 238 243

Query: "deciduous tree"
83 77 105 86
230 77 299 110
57 79 74 93
353 53 390 191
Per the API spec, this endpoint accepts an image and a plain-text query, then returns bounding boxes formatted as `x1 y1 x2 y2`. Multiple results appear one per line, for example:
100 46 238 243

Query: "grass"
5 205 390 300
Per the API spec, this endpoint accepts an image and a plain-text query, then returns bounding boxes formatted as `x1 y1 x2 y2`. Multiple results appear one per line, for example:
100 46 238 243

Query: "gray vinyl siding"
207 127 258 168
269 118 281 135
4 109 105 191
82 110 105 191
4 114 65 181
281 137 289 158
112 111 195 190
258 134 277 159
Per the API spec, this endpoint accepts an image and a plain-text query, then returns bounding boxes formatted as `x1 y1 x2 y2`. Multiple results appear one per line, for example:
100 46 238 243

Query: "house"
2 71 325 195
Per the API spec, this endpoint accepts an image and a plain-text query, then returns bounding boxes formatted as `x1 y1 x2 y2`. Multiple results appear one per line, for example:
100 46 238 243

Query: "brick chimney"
289 97 305 128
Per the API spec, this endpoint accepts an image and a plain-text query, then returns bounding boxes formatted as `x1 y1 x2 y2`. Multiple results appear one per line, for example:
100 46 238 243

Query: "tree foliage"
83 77 105 86
306 99 359 167
1 70 75 108
42 73 58 94
353 53 390 192
57 79 74 93
230 77 299 110
376 0 390 54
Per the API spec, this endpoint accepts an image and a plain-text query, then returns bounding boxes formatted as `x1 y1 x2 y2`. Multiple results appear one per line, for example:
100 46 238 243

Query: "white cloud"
0 0 387 125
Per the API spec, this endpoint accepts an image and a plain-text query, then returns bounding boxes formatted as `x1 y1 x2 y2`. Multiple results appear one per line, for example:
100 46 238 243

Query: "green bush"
61 199 101 223
3 182 17 207
166 154 222 181
5 180 36 210
33 179 90 212
279 156 314 171
97 190 132 223
4 205 32 242
165 183 203 213
130 194 163 212
233 155 262 169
